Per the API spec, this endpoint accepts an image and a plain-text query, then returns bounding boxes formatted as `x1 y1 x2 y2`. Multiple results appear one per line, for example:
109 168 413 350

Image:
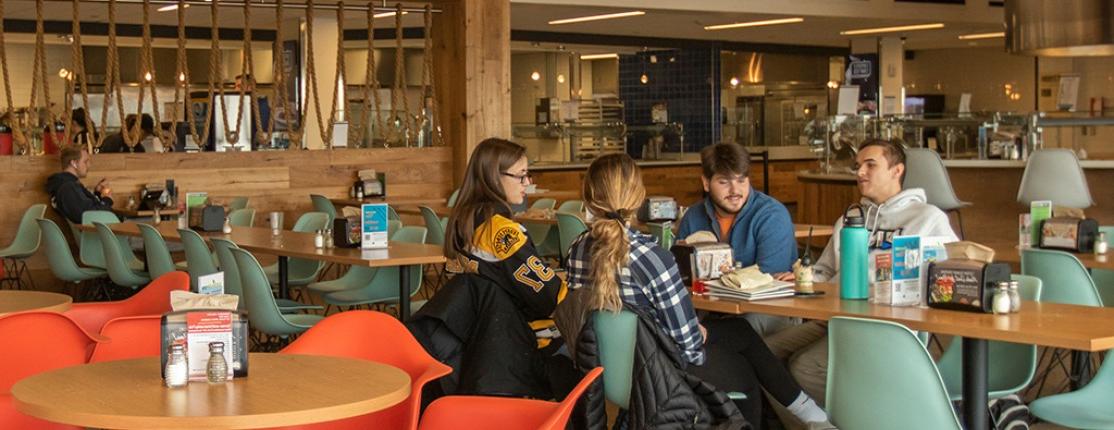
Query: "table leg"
1070 350 1093 390
962 338 989 430
398 265 411 322
278 256 289 300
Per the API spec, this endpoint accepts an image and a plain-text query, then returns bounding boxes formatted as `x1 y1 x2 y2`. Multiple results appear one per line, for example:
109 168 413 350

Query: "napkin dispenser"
671 242 734 284
638 196 678 222
160 310 249 378
926 259 1010 313
1039 217 1099 253
333 216 362 248
190 205 226 232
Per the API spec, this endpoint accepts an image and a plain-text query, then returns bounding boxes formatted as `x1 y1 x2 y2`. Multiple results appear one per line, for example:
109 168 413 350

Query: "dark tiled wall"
619 48 720 157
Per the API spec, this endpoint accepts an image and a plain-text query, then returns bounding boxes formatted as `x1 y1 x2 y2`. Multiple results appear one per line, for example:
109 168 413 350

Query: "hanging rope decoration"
105 0 143 147
139 0 169 146
357 4 386 148
125 0 152 148
421 4 442 147
302 0 347 149
271 0 297 148
329 0 349 149
244 0 276 148
66 0 91 150
207 1 248 145
168 0 188 150
391 3 412 147
22 0 56 152
0 0 23 148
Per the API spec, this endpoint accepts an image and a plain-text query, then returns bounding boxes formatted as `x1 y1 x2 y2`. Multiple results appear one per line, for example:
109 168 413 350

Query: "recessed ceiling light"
958 32 1005 40
373 11 408 19
704 17 804 31
548 11 645 25
157 4 188 12
840 23 945 36
580 53 619 60
530 71 541 81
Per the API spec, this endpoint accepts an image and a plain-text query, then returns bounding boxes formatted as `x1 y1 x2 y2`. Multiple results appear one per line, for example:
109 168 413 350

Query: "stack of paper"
704 278 796 301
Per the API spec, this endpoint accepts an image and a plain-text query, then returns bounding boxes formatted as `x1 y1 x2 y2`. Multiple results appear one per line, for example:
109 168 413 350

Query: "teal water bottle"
839 204 869 300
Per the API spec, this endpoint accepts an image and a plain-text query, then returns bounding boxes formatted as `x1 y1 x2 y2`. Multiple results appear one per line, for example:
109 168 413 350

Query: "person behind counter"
70 108 99 154
98 114 145 154
46 146 115 224
137 114 166 153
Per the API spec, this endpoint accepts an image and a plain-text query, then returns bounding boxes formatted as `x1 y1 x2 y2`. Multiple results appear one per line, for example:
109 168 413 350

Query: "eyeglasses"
501 171 533 184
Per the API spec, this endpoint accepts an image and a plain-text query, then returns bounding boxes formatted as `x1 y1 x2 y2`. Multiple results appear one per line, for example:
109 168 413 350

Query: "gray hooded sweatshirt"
813 188 958 282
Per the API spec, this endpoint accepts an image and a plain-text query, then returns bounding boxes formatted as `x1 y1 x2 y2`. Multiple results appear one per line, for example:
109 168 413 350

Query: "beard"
711 194 745 215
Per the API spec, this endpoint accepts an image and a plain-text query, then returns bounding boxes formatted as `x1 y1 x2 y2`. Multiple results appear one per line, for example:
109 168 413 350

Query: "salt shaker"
314 230 325 249
222 217 233 234
177 214 188 230
164 344 188 388
992 282 1012 315
1008 280 1021 313
206 342 229 384
1095 232 1108 256
325 228 335 248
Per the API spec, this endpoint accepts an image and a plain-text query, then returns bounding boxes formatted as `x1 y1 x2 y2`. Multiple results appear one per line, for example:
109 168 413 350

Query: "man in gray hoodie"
771 139 958 405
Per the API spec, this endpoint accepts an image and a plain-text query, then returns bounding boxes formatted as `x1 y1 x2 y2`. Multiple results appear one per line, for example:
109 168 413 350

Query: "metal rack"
569 99 625 161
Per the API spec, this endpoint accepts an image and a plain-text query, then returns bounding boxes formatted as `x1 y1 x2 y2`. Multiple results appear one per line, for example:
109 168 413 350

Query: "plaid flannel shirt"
565 226 705 365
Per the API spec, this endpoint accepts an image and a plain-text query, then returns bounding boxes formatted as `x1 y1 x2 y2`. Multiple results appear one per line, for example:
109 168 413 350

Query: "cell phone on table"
795 291 826 297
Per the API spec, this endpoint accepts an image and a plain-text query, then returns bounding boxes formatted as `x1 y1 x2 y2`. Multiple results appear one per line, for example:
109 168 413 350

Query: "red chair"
418 367 603 430
0 312 100 429
275 310 452 430
64 271 188 335
88 315 164 363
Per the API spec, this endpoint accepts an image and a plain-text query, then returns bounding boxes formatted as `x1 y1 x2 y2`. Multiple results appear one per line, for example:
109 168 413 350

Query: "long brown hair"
445 138 528 260
583 153 646 312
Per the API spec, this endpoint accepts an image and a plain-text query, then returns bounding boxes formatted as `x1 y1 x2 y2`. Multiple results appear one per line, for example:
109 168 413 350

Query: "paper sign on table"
361 203 389 249
1030 200 1052 246
198 272 224 295
186 311 234 381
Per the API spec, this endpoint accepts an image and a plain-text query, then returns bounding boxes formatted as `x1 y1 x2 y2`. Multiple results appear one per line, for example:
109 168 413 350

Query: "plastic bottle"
839 204 869 300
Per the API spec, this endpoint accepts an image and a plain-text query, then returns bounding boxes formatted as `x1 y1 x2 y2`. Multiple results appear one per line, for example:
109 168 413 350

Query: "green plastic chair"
94 222 151 289
228 196 250 211
1091 226 1114 307
35 218 106 284
1030 349 1114 429
322 226 427 309
211 238 321 314
419 206 446 247
593 310 638 409
137 224 178 281
0 204 47 289
1021 248 1103 307
936 274 1042 400
179 228 219 291
263 212 329 287
827 316 962 430
305 220 403 296
228 208 255 228
557 199 584 215
310 194 338 224
388 206 401 222
556 212 588 261
80 210 143 271
447 189 460 208
645 222 675 250
522 198 557 249
229 247 324 337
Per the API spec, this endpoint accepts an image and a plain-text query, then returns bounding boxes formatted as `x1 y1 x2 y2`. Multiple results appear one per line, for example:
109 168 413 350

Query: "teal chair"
211 238 321 314
137 224 178 281
827 316 962 430
228 196 250 211
936 274 1042 400
557 199 584 215
94 222 151 290
0 204 46 290
645 222 675 250
230 247 324 343
80 210 143 272
179 228 219 291
556 212 588 261
306 220 403 296
36 219 107 299
228 208 255 228
310 194 338 224
593 310 638 409
322 226 427 311
447 189 460 208
388 206 401 222
263 212 330 288
1030 350 1114 429
419 206 446 247
1091 226 1114 307
1021 248 1103 307
522 198 557 251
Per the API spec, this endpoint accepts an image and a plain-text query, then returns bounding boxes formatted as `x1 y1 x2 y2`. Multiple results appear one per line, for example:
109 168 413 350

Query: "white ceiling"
0 0 1009 51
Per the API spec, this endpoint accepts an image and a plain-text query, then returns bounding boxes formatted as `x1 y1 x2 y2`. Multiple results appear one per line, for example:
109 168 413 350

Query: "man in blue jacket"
677 143 799 335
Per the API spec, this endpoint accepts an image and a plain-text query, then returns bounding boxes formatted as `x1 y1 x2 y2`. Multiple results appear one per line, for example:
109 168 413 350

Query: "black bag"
1039 217 1099 253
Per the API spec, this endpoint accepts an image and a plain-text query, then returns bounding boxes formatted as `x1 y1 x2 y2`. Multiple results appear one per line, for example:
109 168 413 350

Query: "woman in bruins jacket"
437 137 571 398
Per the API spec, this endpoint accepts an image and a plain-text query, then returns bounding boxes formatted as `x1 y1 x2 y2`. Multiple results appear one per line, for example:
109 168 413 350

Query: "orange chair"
276 310 452 430
0 312 99 429
88 315 164 363
418 367 603 430
64 271 188 335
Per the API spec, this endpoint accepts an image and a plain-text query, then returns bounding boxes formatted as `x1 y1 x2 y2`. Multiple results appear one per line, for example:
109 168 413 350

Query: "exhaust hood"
1006 0 1114 56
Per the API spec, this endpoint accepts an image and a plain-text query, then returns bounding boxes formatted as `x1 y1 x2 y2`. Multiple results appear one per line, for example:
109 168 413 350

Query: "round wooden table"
12 353 411 429
0 291 72 317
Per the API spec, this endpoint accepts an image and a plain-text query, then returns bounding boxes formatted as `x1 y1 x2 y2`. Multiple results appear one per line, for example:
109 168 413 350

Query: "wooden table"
0 291 72 317
692 282 1114 430
512 212 834 242
989 241 1114 271
83 222 446 321
330 196 447 209
12 353 411 430
115 207 182 218
526 189 580 202
395 205 451 217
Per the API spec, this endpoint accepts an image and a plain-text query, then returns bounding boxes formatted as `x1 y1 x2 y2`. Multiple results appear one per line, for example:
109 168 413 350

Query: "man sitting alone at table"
677 142 800 335
46 146 115 224
771 139 959 406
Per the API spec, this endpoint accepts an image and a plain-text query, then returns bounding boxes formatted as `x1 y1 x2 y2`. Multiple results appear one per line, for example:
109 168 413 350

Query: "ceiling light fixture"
530 71 541 81
958 32 1006 40
704 17 804 31
557 74 566 84
840 23 945 36
580 53 619 60
548 11 645 25
640 73 649 84
157 4 188 12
